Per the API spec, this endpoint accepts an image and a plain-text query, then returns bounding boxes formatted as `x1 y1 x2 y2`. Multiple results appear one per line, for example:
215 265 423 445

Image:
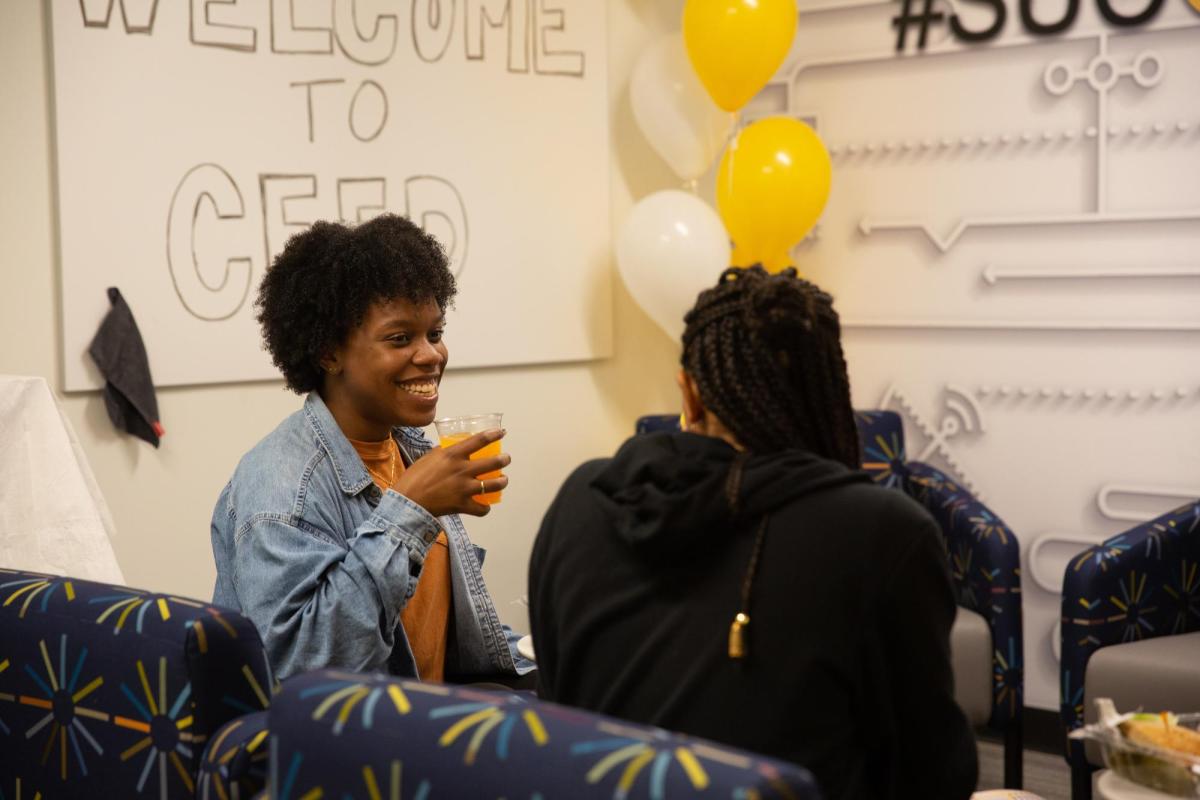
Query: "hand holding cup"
435 413 506 506
393 426 509 518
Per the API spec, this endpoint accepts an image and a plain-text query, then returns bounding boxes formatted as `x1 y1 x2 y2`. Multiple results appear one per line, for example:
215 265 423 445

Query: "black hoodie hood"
590 431 870 558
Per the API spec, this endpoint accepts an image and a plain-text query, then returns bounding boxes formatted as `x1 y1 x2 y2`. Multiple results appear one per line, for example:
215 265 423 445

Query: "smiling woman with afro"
210 213 535 688
255 215 457 394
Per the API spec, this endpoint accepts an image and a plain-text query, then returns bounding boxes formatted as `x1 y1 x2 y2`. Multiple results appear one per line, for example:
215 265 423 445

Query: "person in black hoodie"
528 266 978 800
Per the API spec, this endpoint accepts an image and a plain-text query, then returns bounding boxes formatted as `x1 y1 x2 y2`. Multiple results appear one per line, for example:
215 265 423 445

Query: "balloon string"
727 110 740 264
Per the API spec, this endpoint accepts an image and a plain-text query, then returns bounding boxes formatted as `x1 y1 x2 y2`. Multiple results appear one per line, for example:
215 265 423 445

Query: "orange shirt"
349 435 450 682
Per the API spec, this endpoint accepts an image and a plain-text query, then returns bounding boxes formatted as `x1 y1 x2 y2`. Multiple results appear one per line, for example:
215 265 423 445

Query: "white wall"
772 2 1200 710
0 0 686 634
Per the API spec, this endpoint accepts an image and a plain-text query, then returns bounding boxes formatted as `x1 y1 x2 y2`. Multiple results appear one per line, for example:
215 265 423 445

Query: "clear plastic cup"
433 413 504 504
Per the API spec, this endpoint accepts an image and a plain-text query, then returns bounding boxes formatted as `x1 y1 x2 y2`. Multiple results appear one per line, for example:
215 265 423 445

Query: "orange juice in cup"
433 413 504 504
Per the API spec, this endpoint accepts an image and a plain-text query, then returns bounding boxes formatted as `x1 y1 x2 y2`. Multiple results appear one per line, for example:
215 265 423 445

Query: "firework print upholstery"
0 568 275 799
1058 499 1200 768
856 410 1024 734
266 669 822 800
198 710 270 800
902 461 1024 731
854 410 907 490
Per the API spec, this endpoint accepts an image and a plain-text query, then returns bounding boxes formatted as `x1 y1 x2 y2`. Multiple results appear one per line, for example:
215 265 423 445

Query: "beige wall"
0 0 689 632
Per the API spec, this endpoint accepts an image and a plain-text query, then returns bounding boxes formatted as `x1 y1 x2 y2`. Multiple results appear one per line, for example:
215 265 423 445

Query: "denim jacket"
210 392 534 681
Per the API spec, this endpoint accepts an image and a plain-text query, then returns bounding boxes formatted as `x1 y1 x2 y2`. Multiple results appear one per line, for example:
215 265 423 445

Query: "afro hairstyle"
255 213 457 394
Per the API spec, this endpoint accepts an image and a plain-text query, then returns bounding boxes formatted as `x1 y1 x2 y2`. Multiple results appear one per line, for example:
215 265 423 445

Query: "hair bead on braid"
681 265 860 468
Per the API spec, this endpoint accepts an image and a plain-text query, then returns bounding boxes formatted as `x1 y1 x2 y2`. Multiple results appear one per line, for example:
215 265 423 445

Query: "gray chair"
1059 500 1200 800
952 608 995 727
859 411 1025 789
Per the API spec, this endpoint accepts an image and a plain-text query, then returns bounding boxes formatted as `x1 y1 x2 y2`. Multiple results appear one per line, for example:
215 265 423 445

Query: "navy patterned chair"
856 411 1024 788
265 668 822 799
637 410 1026 788
1058 500 1200 800
0 567 273 799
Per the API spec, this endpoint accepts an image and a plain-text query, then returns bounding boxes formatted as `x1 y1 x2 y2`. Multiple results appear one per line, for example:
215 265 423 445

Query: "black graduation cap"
88 287 165 448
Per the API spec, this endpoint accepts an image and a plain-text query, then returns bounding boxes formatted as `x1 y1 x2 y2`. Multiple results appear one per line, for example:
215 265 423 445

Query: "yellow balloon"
683 0 798 112
716 117 831 272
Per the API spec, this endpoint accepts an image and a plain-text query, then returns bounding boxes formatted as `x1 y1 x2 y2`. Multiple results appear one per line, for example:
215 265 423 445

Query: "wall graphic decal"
760 0 1200 708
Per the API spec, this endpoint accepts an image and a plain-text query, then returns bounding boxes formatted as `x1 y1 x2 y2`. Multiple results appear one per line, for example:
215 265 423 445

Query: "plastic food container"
1070 700 1200 797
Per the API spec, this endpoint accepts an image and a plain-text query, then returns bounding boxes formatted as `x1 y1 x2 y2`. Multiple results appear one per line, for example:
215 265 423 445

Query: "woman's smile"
322 298 450 440
397 375 440 402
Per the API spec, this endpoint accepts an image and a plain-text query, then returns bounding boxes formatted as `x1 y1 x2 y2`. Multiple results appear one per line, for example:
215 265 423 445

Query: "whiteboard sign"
52 0 611 389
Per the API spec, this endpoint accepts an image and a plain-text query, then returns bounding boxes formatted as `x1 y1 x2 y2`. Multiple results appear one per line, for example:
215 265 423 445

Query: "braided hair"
681 266 860 468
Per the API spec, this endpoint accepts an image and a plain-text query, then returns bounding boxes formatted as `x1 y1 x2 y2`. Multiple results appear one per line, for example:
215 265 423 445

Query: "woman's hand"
392 429 510 518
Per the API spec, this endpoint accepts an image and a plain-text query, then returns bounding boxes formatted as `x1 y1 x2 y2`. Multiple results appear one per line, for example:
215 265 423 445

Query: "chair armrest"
1059 500 1200 764
267 669 823 799
0 568 274 794
199 709 270 798
903 462 1024 731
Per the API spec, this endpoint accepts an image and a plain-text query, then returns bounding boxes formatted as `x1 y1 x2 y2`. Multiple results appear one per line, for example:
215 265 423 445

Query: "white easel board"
51 0 611 389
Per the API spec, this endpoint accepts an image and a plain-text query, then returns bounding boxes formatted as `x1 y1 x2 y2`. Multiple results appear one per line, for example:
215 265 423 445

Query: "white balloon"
617 190 732 342
630 35 734 182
